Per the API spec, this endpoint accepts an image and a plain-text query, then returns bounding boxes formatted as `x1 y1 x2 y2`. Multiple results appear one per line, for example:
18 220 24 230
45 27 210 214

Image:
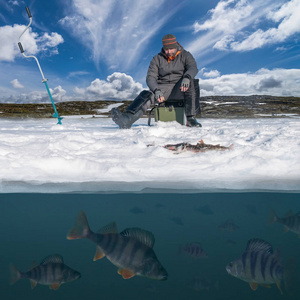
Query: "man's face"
164 48 177 56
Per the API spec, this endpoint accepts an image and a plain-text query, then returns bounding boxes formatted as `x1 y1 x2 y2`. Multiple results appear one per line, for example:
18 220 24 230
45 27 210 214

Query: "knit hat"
162 34 177 50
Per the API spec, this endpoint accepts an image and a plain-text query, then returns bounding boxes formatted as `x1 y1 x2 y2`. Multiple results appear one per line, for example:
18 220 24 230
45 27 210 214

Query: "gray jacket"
146 47 198 92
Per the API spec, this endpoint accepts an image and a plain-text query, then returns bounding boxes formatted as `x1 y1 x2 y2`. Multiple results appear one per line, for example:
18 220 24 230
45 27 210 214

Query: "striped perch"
67 211 168 281
269 208 300 237
179 242 208 259
10 254 81 290
226 239 284 294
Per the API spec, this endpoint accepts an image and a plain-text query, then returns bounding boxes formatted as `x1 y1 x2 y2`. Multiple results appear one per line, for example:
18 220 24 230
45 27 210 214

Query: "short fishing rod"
18 6 63 125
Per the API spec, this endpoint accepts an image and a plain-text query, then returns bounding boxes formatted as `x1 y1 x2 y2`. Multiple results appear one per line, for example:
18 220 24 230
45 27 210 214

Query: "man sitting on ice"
111 34 201 129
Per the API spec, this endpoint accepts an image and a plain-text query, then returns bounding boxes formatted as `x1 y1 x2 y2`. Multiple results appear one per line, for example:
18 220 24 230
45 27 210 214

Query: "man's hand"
155 89 165 103
180 77 190 92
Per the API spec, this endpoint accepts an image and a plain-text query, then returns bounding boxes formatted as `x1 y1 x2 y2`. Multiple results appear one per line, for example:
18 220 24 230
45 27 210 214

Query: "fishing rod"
18 6 63 125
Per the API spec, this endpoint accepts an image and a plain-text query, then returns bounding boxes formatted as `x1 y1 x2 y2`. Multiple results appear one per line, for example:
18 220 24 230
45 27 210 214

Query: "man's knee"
126 90 153 114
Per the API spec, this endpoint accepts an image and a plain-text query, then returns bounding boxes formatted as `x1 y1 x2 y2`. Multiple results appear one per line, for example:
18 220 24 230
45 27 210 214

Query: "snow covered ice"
0 116 299 193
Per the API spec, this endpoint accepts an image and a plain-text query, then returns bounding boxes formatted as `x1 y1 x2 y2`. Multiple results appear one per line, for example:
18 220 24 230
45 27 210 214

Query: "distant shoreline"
0 95 299 119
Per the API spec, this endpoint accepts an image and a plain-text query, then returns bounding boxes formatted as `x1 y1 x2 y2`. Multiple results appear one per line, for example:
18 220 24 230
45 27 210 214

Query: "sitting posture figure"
111 34 201 129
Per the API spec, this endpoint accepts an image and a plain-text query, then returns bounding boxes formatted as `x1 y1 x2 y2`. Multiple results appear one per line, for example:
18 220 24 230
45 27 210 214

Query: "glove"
181 77 190 89
154 89 164 102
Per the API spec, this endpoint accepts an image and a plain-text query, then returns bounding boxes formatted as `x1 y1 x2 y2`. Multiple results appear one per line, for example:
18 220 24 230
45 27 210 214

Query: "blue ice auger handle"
26 7 32 18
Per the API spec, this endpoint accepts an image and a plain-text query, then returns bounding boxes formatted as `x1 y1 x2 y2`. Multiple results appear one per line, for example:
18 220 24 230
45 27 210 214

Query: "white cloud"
2 85 71 104
84 72 144 100
230 0 300 51
200 68 221 78
67 71 90 79
187 0 299 56
193 0 253 34
1 72 144 103
199 68 300 96
8 0 21 6
37 32 64 54
0 24 64 62
51 85 67 102
10 78 24 88
59 0 182 71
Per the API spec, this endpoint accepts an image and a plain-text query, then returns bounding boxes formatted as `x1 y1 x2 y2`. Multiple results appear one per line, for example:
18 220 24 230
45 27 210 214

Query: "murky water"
1 192 299 299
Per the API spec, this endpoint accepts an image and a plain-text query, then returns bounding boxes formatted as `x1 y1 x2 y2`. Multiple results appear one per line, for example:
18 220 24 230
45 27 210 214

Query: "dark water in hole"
1 192 299 299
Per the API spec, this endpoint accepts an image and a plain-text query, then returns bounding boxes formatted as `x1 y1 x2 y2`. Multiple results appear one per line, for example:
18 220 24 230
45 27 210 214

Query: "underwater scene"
1 192 300 300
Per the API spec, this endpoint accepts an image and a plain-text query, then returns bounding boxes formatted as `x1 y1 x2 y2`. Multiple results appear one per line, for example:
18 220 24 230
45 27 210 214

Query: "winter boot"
186 116 202 127
111 108 144 129
111 90 153 129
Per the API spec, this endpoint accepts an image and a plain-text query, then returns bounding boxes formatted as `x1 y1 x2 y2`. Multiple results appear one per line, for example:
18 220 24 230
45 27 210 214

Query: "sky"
0 0 300 103
0 114 299 193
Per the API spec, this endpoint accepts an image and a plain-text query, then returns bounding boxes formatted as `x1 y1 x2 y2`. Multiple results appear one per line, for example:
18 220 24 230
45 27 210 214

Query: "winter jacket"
146 46 198 92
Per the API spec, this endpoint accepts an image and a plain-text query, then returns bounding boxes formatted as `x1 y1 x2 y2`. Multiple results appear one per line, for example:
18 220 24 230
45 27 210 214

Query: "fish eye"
228 262 233 267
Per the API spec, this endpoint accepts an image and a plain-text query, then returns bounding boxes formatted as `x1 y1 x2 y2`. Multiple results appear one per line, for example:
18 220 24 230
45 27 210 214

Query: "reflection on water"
1 192 300 299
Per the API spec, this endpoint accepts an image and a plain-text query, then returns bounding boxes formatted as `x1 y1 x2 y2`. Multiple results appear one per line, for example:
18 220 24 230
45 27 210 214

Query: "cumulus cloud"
82 72 144 100
10 78 24 88
37 32 64 54
0 24 64 62
59 0 182 71
200 68 221 78
199 68 300 96
188 0 299 56
2 85 70 104
1 72 144 103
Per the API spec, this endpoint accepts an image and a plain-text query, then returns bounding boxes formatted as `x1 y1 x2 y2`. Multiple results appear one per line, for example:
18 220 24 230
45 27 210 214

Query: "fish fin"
120 228 155 248
229 144 234 150
284 225 289 232
30 279 37 289
50 283 61 290
259 284 271 288
97 222 118 234
67 210 90 240
268 208 278 225
245 239 273 254
41 254 64 265
30 261 39 269
118 269 135 279
249 282 258 291
9 263 21 285
199 140 204 144
285 210 293 217
93 246 106 261
276 282 283 295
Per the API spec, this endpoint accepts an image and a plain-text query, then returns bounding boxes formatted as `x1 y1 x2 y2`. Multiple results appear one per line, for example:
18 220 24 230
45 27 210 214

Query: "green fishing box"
154 101 186 125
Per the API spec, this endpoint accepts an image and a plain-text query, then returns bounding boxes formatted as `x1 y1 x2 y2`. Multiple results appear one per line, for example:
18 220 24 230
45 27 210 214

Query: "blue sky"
1 0 300 103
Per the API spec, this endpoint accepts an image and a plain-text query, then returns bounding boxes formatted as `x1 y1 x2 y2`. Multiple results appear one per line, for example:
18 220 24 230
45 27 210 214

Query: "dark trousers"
127 79 200 116
166 78 200 116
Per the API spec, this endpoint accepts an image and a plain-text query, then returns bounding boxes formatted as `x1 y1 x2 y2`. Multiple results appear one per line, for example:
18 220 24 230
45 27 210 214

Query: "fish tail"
67 210 91 240
268 208 278 225
10 263 21 285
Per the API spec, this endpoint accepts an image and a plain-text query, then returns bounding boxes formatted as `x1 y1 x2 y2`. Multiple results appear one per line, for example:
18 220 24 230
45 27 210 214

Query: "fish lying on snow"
10 254 81 290
163 139 233 153
67 211 168 281
226 239 284 294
